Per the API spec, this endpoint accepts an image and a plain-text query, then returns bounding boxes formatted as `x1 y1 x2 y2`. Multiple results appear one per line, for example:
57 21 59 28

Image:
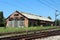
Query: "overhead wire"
37 0 57 10
0 0 36 12
14 0 41 13
0 0 17 8
1 0 60 15
50 0 60 11
43 0 58 10
51 0 60 5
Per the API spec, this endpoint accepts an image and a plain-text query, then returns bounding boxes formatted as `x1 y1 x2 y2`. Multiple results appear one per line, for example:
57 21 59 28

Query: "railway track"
0 29 60 40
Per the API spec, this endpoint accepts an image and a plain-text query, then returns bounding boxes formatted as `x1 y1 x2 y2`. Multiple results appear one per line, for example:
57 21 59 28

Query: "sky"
0 0 60 20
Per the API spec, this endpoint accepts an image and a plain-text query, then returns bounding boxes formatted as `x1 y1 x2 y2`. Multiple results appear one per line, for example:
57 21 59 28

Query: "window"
9 18 13 21
20 17 24 20
14 14 19 16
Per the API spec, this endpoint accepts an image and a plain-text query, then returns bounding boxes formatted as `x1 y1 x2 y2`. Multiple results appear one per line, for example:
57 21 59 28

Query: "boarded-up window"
9 18 13 21
14 14 19 16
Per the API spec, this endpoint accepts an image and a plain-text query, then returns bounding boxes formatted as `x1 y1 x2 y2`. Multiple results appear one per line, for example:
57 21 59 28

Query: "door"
8 20 24 27
18 20 24 27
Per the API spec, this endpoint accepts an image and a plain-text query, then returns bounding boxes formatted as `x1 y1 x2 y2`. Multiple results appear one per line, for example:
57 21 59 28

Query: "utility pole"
55 10 58 26
55 10 60 26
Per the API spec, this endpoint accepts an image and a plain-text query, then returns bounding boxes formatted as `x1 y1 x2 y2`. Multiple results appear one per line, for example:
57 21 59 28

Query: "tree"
54 19 60 26
47 16 52 19
0 11 4 26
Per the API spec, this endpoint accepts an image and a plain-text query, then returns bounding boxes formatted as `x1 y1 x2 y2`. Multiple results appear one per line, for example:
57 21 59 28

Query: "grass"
0 26 59 33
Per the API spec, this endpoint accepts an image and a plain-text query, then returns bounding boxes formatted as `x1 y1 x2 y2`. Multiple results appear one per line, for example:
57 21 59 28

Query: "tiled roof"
19 11 54 22
7 11 54 22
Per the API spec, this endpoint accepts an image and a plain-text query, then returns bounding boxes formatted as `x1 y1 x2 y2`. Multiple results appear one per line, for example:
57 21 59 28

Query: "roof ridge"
17 11 52 20
16 11 52 20
20 11 42 17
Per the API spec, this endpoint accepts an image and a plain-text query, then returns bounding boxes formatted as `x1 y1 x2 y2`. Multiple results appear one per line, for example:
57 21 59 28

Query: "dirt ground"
35 35 60 40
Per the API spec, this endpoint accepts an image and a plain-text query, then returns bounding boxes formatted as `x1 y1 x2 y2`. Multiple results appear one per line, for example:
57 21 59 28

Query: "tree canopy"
0 11 5 26
54 19 60 26
47 16 52 19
